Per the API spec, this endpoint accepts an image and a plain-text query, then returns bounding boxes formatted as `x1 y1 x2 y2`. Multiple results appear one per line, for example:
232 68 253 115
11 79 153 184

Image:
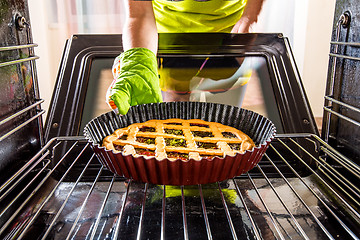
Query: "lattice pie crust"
103 119 255 161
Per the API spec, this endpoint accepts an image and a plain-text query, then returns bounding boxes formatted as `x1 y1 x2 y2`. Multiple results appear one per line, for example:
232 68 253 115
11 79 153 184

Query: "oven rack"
0 28 44 146
0 135 359 240
323 12 360 165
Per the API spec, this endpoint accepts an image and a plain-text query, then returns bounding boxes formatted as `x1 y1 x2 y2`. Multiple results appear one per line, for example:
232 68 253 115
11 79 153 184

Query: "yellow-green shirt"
153 0 248 33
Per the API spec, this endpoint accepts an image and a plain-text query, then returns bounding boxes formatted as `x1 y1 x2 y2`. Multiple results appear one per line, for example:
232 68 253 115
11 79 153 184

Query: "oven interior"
0 1 359 240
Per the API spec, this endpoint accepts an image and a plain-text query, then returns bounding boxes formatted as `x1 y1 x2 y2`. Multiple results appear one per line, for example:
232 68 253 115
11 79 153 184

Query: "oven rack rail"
324 12 360 144
0 134 359 240
325 39 360 139
0 42 45 146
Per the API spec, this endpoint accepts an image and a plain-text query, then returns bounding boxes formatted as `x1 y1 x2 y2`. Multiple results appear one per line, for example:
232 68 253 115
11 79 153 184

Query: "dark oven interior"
0 0 359 239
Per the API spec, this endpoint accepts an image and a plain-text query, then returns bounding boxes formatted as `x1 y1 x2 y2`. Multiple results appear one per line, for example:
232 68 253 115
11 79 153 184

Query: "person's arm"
106 0 162 115
123 0 158 54
231 0 265 33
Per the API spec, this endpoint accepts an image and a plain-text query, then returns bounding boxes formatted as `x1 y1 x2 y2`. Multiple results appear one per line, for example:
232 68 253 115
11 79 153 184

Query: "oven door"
44 33 318 141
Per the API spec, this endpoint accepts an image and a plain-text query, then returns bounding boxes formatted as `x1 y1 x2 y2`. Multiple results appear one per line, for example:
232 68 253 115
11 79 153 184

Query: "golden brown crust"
102 119 255 161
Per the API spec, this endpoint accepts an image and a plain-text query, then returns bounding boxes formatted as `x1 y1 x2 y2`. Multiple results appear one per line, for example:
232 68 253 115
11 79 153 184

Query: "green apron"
153 0 248 33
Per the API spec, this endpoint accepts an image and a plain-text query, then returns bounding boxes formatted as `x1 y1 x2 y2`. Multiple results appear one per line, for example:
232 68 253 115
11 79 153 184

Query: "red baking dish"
84 102 276 185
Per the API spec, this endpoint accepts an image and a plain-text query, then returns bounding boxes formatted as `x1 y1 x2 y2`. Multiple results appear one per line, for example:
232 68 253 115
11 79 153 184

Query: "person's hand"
231 0 264 33
231 16 253 33
106 48 163 115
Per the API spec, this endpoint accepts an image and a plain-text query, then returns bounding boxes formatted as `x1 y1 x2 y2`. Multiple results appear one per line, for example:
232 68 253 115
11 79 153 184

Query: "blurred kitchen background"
28 0 336 129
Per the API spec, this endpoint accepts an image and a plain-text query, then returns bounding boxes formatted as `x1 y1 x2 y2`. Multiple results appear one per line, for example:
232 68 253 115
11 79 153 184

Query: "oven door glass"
80 55 283 133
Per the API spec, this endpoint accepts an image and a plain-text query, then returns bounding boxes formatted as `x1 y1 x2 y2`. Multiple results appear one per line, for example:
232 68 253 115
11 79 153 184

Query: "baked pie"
103 118 255 161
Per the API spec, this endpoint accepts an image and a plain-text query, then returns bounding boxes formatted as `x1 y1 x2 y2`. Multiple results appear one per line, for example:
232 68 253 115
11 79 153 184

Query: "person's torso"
153 0 248 33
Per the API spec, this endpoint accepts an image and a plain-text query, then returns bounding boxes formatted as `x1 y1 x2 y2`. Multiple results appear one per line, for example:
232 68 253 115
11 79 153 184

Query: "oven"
0 0 359 239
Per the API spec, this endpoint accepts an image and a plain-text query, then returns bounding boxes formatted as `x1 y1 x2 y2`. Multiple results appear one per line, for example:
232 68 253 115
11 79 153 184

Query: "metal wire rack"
0 134 358 240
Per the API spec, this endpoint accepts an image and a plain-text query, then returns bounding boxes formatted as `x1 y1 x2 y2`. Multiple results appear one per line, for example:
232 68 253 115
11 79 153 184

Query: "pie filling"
164 122 182 125
136 137 156 144
114 144 124 151
139 126 155 132
165 138 187 147
164 128 184 136
135 148 155 156
118 134 128 140
167 151 189 160
196 142 218 149
191 131 214 138
228 143 241 151
190 123 209 128
222 132 238 139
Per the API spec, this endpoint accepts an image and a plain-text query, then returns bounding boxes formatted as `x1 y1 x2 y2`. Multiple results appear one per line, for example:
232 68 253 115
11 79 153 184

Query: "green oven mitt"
106 47 163 115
